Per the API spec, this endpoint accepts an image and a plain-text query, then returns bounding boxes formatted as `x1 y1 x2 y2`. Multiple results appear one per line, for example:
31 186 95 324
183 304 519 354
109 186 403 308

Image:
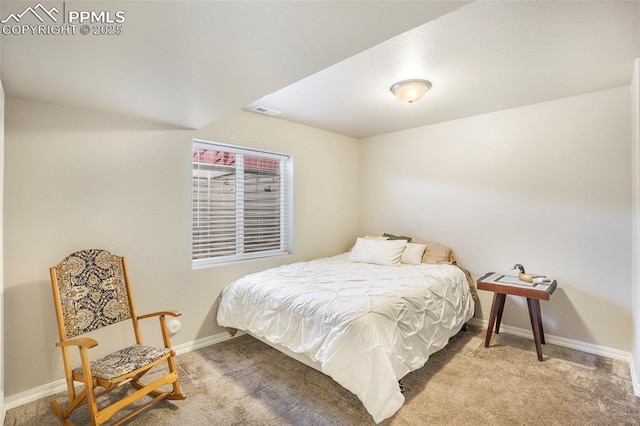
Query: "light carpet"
5 326 640 425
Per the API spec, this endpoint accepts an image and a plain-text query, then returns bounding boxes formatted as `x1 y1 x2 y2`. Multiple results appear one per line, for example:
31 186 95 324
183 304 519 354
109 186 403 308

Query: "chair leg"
51 386 91 425
50 400 72 425
166 356 186 400
86 389 100 426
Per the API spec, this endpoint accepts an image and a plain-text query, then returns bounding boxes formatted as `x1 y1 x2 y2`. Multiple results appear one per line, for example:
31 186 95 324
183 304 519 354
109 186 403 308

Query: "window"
192 139 293 266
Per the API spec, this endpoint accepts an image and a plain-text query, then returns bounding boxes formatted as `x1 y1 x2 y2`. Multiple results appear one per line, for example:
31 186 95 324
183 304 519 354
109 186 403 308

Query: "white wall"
632 57 640 394
360 87 632 351
0 78 6 422
3 98 359 397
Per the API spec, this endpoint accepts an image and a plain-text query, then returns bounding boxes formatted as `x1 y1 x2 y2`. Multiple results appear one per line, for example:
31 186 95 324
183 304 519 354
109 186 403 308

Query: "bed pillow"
383 232 412 242
420 240 457 264
400 243 427 265
348 238 407 266
346 235 388 252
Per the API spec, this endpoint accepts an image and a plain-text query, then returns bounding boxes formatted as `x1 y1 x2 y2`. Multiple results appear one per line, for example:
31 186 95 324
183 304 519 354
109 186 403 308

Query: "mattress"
217 253 475 423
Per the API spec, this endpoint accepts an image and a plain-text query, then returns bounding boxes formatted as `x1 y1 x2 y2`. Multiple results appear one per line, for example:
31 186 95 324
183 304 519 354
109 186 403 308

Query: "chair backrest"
51 249 133 339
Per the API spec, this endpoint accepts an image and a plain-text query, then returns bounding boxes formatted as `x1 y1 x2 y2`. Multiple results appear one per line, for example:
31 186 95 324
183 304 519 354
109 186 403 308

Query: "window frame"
192 138 293 268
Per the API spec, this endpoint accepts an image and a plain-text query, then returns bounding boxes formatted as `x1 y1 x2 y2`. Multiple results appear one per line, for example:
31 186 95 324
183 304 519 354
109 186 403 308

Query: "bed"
216 236 476 423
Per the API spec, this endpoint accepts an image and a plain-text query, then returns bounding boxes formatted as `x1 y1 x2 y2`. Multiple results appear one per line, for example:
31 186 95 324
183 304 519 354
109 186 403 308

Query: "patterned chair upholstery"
49 249 186 425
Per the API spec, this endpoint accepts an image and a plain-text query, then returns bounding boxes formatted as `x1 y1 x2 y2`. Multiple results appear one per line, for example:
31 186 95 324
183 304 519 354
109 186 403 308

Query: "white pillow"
348 238 407 266
400 243 427 265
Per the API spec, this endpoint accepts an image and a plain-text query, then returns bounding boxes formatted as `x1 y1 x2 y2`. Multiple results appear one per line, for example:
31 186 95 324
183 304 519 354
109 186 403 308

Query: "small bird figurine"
512 263 546 283
513 264 526 274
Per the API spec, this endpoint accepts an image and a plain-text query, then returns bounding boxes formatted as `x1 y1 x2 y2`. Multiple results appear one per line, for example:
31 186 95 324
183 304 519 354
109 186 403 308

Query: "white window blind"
192 140 292 266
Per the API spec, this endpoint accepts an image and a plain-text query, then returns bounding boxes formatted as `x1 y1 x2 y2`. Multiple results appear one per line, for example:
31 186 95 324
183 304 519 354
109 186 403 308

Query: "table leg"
527 298 544 361
532 298 545 344
485 292 502 347
495 293 506 334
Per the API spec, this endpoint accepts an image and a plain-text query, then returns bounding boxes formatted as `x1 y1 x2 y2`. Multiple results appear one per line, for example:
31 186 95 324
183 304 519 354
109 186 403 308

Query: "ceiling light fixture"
390 79 432 104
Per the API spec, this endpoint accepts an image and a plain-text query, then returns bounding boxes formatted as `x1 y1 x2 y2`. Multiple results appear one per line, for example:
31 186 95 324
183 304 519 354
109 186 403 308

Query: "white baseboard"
172 330 241 356
5 378 67 411
629 355 640 397
4 330 237 411
468 317 640 395
5 324 639 410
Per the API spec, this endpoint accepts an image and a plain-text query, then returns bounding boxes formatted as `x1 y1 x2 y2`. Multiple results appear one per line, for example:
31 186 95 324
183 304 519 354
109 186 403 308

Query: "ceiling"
0 0 468 129
1 1 639 138
248 1 640 138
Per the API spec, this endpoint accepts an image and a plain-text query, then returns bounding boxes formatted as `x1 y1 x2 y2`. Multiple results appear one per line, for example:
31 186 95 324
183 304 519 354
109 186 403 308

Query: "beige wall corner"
632 57 640 396
1 76 6 423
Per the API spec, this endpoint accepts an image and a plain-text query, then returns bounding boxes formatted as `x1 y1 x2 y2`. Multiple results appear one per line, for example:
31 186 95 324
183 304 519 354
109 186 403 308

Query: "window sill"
192 250 292 269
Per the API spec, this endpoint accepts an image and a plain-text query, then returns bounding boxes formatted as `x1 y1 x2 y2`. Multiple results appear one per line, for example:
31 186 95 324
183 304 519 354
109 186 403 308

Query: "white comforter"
216 254 475 423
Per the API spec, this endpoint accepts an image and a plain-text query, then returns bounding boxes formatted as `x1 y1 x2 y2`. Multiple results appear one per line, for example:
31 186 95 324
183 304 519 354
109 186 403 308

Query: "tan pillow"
413 239 457 264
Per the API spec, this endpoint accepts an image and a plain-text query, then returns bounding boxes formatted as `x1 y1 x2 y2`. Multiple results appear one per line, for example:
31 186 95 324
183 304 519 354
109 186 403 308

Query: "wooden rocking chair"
49 249 186 425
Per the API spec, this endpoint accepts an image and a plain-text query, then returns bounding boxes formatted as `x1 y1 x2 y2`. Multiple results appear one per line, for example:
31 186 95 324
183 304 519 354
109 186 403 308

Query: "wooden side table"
477 272 557 361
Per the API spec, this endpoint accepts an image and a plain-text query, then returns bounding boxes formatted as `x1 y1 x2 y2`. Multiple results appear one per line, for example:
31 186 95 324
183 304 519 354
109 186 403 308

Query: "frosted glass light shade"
390 79 432 104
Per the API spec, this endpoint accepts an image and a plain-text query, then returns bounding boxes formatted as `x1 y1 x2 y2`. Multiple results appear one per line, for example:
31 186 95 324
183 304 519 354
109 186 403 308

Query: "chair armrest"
137 310 181 349
137 310 182 320
56 337 98 349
